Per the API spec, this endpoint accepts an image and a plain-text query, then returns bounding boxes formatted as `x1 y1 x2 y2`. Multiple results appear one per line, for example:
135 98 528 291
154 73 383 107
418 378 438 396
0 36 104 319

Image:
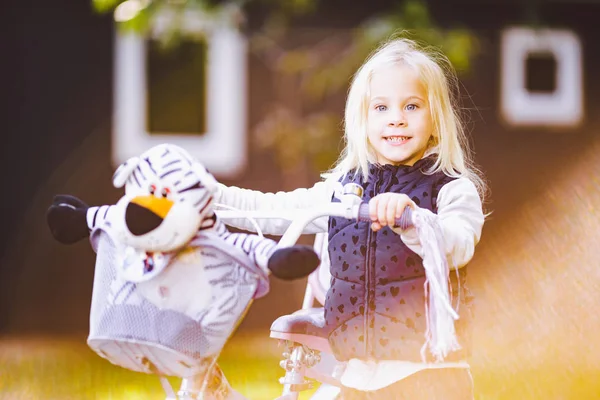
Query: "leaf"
92 0 124 13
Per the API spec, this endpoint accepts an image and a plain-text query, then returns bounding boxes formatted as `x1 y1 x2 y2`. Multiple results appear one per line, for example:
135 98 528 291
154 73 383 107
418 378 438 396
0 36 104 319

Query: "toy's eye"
161 187 171 198
149 184 157 195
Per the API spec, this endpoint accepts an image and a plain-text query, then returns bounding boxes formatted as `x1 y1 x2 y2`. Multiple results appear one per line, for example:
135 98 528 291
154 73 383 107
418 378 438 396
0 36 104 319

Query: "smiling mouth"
385 136 410 143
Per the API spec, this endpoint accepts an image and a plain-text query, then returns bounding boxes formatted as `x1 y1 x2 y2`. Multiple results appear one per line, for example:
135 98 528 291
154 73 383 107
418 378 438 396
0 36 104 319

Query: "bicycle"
85 180 457 400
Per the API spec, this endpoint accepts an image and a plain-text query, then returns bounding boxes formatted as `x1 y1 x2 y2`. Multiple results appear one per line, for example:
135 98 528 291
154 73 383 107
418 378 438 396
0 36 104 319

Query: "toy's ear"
113 156 141 188
192 162 219 193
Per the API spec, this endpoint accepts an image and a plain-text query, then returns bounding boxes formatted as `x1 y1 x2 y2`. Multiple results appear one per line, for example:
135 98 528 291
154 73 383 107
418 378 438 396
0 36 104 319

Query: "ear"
192 162 219 193
113 156 141 188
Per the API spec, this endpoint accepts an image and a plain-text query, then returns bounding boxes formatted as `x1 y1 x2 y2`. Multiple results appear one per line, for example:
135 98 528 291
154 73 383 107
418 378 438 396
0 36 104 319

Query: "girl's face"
366 64 434 167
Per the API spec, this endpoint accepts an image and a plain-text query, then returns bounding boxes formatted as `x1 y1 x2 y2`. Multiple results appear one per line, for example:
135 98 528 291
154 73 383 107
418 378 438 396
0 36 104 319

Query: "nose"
387 110 406 127
125 202 164 236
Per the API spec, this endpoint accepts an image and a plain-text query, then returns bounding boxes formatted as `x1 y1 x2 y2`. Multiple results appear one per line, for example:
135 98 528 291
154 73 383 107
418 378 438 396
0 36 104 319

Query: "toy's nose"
125 202 164 236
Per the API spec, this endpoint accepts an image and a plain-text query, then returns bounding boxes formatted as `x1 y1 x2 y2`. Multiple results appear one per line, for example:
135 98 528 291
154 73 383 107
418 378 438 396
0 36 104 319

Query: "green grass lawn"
1 332 599 399
0 331 308 400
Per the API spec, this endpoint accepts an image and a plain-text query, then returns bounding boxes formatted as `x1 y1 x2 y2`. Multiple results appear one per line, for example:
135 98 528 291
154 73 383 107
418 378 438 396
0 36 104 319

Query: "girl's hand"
368 193 415 232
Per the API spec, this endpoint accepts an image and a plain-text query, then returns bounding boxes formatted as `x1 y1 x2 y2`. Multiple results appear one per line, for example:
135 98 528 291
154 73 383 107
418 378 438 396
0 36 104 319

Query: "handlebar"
214 200 414 249
357 202 413 230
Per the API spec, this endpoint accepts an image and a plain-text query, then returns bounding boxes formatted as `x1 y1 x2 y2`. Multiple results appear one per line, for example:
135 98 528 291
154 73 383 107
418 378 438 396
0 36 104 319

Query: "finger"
386 196 398 226
369 196 379 222
377 195 390 226
371 222 382 231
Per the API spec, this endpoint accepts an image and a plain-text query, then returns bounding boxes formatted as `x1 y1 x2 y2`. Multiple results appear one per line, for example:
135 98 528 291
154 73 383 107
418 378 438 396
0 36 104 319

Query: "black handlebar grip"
357 202 414 230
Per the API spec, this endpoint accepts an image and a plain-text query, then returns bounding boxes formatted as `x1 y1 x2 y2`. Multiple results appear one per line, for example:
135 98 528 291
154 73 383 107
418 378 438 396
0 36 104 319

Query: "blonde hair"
324 36 488 201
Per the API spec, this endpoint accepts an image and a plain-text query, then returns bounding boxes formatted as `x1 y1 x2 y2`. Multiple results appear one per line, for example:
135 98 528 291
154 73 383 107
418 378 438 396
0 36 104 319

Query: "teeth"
386 136 409 142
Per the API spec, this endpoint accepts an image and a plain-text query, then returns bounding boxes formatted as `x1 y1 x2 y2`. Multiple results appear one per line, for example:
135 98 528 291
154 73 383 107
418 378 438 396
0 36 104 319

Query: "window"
500 27 583 128
146 38 208 135
112 8 248 178
525 52 557 93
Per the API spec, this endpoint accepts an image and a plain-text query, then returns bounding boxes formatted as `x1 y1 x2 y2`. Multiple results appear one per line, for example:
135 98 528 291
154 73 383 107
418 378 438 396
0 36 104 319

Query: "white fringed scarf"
412 209 461 362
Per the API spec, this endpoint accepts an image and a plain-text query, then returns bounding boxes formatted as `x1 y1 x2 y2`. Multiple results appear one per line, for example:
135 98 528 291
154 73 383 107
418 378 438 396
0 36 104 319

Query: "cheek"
366 127 380 144
366 114 383 131
423 111 434 128
414 114 433 131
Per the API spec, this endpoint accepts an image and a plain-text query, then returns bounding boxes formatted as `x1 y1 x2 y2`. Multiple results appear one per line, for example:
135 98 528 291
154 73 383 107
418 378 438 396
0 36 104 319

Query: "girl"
216 37 486 399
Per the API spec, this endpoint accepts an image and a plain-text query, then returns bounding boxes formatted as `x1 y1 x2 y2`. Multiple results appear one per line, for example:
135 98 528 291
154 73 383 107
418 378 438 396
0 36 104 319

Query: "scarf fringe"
413 209 461 362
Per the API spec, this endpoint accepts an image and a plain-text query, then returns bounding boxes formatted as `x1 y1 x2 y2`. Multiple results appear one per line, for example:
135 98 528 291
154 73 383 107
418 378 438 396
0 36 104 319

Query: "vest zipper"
364 227 372 356
364 169 382 357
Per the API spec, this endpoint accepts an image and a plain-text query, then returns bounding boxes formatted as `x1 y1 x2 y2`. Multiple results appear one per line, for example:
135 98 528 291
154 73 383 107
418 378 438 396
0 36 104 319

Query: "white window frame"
500 27 584 128
112 9 248 178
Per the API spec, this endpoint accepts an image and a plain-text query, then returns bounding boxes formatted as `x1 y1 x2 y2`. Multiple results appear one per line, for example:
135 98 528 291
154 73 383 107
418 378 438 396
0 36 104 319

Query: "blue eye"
405 104 417 111
375 105 387 111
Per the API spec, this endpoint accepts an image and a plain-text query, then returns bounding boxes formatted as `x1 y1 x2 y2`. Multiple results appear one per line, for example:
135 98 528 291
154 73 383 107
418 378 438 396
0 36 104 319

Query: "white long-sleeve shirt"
215 176 484 270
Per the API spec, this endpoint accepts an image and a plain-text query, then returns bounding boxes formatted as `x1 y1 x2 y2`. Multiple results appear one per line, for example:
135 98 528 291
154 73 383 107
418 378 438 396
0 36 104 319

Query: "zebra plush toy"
46 143 319 400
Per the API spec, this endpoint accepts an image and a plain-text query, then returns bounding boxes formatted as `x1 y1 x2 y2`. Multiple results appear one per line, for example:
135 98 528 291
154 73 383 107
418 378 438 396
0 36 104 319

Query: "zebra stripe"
144 157 156 174
193 192 211 209
159 168 182 179
131 169 141 187
92 208 99 227
162 159 181 169
198 219 278 274
180 182 203 193
136 165 146 180
87 205 116 230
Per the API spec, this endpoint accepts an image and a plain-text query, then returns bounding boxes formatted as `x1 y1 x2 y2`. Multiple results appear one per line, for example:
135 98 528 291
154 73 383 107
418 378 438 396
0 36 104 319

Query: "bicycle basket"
87 228 261 378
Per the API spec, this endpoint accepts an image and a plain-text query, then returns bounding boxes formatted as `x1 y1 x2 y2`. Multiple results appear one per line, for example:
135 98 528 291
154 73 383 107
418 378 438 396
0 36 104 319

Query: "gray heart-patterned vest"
325 157 474 362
